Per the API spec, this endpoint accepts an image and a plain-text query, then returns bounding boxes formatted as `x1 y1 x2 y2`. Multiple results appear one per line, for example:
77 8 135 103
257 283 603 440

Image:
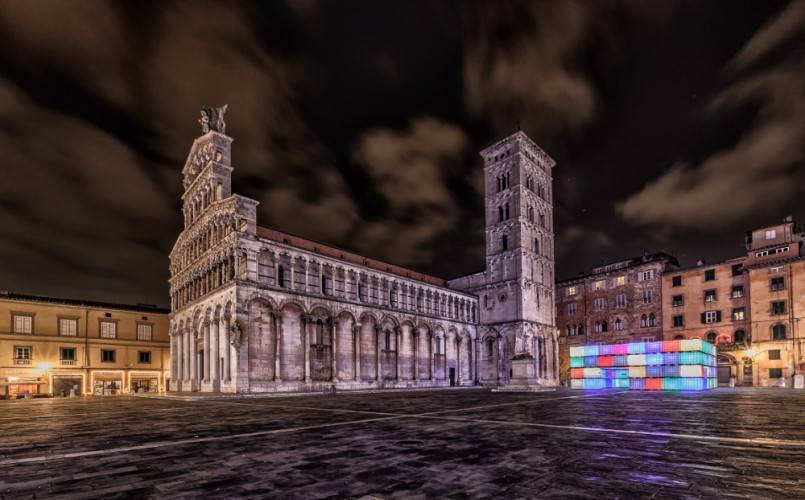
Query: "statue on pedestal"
199 104 228 135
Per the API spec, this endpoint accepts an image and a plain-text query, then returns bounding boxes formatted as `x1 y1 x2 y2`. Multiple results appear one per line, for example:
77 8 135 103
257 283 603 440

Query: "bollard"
69 389 76 397
330 384 337 396
728 377 735 388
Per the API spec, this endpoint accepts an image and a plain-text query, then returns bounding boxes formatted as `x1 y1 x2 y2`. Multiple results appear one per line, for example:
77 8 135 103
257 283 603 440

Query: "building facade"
556 253 679 384
0 291 169 398
662 258 751 384
449 132 559 386
741 217 805 387
168 123 559 393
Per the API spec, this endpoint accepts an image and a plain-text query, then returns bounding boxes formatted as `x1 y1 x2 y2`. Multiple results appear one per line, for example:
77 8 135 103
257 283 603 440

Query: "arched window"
734 329 746 343
674 334 685 340
504 203 510 219
649 314 656 327
487 339 495 357
615 318 622 331
578 325 584 336
565 325 571 336
321 275 328 295
539 213 545 228
277 265 285 287
706 331 717 344
384 330 391 351
601 320 608 332
502 235 508 251
497 177 502 193
594 321 600 333
390 289 396 307
773 324 786 340
435 337 441 355
316 320 324 345
528 206 534 222
641 314 648 328
498 206 504 222
534 238 539 253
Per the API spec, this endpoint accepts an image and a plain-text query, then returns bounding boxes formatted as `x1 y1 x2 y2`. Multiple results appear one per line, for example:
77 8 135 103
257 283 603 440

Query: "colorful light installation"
569 339 717 390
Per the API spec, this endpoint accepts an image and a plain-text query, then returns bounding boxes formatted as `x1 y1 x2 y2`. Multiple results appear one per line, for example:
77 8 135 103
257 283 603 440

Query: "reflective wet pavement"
1 388 804 499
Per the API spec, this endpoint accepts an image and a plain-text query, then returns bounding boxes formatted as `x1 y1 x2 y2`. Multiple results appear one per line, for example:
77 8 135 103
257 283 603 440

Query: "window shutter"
716 311 722 322
701 312 706 324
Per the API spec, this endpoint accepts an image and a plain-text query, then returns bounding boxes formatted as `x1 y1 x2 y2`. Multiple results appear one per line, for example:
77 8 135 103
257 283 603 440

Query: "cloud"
556 225 615 258
0 1 362 305
350 117 470 267
462 0 601 140
618 2 805 230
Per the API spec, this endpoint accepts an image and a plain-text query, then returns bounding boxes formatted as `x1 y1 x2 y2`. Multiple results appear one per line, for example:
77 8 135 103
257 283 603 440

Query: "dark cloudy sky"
2 1 804 308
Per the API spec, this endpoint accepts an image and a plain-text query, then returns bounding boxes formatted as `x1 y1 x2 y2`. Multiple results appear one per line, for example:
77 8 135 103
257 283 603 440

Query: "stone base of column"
493 354 555 392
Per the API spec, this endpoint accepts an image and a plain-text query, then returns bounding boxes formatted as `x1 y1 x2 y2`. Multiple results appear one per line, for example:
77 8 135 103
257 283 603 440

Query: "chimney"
696 259 706 267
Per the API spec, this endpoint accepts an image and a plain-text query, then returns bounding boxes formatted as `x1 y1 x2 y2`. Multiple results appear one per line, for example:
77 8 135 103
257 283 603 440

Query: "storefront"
1 376 48 398
91 370 124 396
52 374 85 397
128 371 161 393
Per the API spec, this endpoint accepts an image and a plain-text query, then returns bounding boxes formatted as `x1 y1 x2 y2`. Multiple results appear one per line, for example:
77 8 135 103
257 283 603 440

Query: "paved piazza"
1 389 804 499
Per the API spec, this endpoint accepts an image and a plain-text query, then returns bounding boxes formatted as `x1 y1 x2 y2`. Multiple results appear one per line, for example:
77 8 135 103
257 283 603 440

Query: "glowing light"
569 340 717 391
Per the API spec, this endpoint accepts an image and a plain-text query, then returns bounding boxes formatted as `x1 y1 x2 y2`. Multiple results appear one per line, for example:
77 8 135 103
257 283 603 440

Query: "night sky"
2 1 804 308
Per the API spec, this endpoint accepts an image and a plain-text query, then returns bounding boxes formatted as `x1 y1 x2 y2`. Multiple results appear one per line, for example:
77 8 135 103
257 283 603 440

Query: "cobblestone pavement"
1 388 805 499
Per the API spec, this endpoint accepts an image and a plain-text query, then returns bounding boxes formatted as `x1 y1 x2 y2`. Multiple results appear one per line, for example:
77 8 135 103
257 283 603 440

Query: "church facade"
168 117 558 393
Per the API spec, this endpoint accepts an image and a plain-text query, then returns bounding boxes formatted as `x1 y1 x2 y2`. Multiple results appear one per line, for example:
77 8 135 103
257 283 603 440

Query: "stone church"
168 112 558 393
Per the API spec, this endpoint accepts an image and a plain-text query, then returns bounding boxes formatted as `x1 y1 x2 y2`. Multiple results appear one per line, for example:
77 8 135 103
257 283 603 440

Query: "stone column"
474 338 480 385
183 329 190 382
331 318 339 382
394 326 401 380
211 319 220 382
303 315 311 383
190 329 198 383
354 323 361 381
443 336 448 380
497 335 503 383
203 321 211 382
429 331 435 381
223 320 232 382
375 325 382 381
412 326 419 381
272 312 282 381
170 331 179 388
456 336 461 385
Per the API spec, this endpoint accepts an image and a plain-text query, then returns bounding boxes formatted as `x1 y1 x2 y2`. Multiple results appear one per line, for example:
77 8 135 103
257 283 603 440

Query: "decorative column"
456 336 462 385
533 336 540 380
171 331 180 389
375 325 382 381
443 336 448 380
302 314 311 383
429 331 434 381
394 326 401 380
330 318 339 382
272 311 282 381
223 320 232 382
203 321 211 382
412 326 419 381
497 334 504 383
211 318 220 382
183 328 190 382
190 329 198 384
474 338 480 385
354 323 361 381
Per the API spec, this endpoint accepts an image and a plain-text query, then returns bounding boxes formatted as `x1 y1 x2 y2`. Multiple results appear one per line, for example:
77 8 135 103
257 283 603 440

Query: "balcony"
14 359 30 365
715 343 751 353
60 359 76 365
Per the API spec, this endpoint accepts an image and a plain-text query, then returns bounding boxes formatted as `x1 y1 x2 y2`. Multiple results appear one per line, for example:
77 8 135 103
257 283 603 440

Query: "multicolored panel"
570 357 585 368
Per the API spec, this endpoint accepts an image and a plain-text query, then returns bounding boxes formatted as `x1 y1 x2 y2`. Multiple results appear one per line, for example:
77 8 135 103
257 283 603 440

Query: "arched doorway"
717 354 737 386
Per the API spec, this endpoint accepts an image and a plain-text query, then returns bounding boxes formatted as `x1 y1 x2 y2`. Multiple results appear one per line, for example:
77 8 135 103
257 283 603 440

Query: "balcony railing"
60 359 76 365
14 359 31 365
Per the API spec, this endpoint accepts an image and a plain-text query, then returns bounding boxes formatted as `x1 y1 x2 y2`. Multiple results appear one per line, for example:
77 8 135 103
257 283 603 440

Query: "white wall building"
169 122 557 393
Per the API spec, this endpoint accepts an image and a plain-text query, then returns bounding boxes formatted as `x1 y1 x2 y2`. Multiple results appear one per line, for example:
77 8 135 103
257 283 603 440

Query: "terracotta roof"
255 226 449 287
0 291 170 314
